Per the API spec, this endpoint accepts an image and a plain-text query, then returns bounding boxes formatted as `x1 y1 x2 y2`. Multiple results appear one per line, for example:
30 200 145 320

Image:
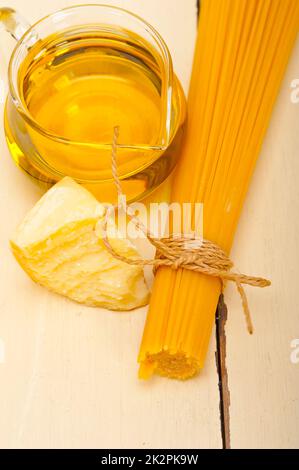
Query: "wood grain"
224 38 299 449
0 0 222 449
1 0 297 449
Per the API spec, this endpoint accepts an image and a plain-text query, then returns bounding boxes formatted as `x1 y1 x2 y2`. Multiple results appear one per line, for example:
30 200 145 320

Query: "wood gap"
215 295 231 449
195 1 231 449
196 0 201 19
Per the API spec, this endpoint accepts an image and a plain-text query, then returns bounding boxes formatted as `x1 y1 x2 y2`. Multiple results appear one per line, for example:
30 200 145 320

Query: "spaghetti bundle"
138 0 299 379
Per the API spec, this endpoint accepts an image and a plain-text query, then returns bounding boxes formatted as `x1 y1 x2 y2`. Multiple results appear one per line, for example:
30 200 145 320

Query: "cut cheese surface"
12 177 105 250
11 177 149 310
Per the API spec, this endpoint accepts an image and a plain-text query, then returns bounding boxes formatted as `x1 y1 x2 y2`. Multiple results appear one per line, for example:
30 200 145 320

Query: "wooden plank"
223 38 299 449
0 0 222 449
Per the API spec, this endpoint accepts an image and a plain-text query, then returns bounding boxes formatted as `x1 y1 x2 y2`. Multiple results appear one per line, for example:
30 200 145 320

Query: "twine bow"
102 127 271 334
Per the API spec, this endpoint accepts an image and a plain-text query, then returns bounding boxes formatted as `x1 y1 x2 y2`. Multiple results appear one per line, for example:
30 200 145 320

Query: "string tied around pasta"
102 127 271 334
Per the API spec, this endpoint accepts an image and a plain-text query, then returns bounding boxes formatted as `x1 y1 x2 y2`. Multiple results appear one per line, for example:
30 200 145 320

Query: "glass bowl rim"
8 3 174 151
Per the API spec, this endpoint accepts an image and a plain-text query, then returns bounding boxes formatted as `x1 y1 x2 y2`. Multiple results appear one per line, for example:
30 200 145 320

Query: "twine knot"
154 236 233 272
102 127 271 334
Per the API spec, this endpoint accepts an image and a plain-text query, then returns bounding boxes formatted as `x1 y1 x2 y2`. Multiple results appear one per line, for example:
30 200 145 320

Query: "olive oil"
5 27 186 201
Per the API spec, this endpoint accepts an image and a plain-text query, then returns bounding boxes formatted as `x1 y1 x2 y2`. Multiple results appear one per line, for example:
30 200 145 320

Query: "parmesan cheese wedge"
10 177 149 310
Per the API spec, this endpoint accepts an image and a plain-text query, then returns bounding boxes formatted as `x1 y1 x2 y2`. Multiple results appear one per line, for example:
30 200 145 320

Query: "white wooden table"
0 0 298 449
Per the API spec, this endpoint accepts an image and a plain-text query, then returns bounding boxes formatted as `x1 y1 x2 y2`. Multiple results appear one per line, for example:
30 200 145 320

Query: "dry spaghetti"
102 126 270 337
136 0 299 380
